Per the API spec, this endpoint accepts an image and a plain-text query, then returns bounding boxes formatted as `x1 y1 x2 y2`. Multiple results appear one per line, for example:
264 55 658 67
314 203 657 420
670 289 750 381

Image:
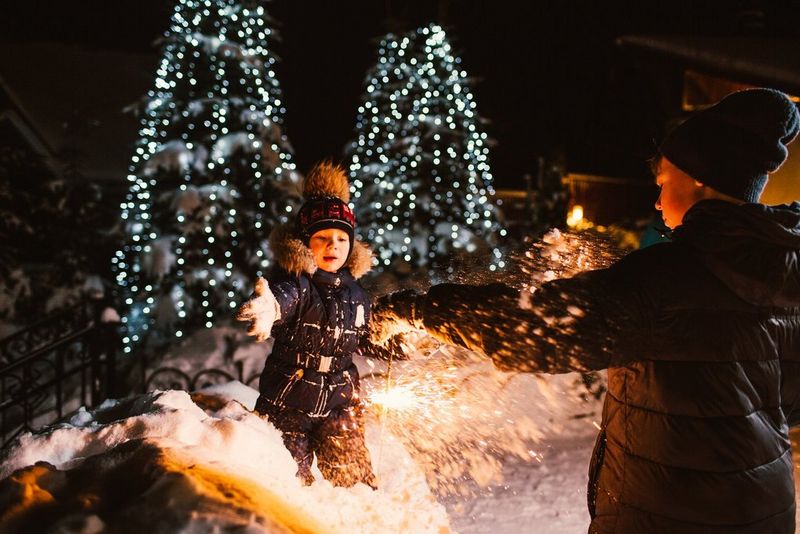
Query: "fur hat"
660 88 800 202
295 162 356 251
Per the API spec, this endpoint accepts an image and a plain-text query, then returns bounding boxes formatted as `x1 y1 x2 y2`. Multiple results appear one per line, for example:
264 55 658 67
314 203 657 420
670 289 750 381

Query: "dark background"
2 0 799 188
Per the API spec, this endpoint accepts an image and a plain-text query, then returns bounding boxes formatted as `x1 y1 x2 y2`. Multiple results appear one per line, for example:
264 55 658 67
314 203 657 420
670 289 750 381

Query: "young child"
237 162 386 488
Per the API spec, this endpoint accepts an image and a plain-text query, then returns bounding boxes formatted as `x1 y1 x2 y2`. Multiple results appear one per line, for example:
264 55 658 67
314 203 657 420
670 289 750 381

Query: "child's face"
654 157 706 229
309 228 350 273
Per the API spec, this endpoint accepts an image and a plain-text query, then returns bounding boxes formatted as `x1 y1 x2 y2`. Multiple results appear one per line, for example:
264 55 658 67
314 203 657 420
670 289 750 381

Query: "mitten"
236 277 281 342
370 289 423 345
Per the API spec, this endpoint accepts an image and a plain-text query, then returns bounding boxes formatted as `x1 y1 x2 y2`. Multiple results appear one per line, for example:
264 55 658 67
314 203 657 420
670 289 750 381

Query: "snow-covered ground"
0 382 450 533
447 434 595 533
3 369 799 532
0 336 608 533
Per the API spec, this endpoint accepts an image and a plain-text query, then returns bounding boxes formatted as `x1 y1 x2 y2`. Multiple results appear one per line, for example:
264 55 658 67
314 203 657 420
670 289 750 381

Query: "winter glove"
370 289 424 346
236 277 281 342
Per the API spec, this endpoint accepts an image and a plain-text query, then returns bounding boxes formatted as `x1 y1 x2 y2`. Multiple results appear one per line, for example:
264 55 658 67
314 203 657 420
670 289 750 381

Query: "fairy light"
114 0 299 351
347 24 504 273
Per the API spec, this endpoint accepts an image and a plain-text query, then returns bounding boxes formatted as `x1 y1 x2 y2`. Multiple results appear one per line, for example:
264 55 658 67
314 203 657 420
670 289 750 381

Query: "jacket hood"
673 199 800 307
268 223 374 280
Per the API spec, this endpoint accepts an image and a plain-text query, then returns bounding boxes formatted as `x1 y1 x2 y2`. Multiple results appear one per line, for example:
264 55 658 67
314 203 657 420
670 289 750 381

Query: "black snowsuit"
411 200 800 533
255 267 380 487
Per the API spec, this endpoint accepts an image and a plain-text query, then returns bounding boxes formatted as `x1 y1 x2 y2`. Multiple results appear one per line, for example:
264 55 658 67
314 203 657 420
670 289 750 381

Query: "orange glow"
566 205 584 227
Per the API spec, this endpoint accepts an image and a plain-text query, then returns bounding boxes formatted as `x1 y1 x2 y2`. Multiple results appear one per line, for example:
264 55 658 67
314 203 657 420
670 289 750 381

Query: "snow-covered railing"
143 360 255 392
0 299 119 449
131 330 260 394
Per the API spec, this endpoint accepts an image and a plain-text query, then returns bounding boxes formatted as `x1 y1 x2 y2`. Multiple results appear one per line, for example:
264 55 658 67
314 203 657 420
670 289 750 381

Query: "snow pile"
0 382 451 533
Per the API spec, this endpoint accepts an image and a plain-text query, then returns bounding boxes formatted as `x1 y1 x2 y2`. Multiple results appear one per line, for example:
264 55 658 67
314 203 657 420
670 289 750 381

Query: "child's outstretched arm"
236 277 282 342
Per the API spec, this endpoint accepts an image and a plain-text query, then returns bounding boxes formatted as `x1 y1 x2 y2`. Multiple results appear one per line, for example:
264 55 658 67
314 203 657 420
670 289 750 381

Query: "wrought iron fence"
0 298 119 449
0 301 265 450
142 360 260 392
134 331 261 393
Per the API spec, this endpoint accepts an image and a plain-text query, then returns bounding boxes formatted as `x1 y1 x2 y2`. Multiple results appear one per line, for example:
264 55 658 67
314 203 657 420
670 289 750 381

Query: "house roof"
617 35 800 94
0 42 156 181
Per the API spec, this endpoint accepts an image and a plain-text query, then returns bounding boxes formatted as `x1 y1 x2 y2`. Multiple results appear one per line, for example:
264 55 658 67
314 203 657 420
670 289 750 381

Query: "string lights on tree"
113 0 299 353
347 23 506 274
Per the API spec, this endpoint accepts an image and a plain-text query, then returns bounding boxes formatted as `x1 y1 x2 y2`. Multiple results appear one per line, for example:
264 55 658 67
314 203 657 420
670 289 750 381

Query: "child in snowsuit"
237 162 387 488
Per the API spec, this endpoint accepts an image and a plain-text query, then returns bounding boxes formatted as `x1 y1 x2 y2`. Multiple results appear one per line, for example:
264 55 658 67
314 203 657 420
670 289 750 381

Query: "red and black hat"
296 196 356 245
295 162 356 253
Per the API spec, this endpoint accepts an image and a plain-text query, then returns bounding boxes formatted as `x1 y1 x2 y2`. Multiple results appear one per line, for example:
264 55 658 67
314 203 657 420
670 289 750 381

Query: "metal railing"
0 298 118 449
0 301 265 450
143 359 259 392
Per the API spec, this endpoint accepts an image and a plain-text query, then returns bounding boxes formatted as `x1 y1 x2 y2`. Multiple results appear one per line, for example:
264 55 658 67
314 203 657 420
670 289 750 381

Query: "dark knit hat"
295 162 356 254
660 88 800 202
296 196 356 245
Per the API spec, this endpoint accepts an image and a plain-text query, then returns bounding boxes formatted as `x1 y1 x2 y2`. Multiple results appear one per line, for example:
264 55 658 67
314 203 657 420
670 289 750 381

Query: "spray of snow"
361 229 625 499
361 334 602 500
508 228 625 293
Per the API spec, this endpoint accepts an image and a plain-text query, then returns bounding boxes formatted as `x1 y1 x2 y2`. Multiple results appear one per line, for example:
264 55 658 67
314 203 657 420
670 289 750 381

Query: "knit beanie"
295 162 356 254
660 88 800 202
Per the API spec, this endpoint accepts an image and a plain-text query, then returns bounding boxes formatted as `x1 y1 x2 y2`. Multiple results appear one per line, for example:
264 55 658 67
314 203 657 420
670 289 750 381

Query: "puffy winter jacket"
257 225 380 418
414 199 800 533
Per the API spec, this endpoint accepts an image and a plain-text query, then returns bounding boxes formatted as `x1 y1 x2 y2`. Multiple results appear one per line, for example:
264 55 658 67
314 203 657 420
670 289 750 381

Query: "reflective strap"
318 356 333 373
294 352 335 373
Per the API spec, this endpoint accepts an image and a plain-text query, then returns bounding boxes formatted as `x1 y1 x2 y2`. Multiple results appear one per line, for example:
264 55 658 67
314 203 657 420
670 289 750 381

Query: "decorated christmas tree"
347 24 505 275
114 0 300 353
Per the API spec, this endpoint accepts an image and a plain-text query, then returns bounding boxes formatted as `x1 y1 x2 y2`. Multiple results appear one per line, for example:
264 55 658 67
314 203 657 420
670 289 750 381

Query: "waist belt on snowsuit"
275 349 351 374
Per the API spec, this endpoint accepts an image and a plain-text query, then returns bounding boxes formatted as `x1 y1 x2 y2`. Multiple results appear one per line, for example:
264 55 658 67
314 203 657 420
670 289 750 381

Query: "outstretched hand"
236 277 281 342
370 289 423 345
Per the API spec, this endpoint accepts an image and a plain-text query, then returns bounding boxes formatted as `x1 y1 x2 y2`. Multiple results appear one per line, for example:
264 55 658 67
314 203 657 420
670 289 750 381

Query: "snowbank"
0 382 450 533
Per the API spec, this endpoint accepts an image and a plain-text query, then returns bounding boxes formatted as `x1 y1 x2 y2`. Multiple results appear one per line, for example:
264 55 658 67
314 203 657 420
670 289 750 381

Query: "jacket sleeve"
417 254 652 374
781 358 800 427
268 278 303 326
359 298 410 361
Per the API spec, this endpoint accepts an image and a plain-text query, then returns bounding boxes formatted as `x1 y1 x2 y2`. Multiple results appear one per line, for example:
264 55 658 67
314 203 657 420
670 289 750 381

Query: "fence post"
87 295 121 404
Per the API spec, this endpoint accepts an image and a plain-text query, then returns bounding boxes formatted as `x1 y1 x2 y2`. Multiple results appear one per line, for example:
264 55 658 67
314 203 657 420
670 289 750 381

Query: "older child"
237 162 386 488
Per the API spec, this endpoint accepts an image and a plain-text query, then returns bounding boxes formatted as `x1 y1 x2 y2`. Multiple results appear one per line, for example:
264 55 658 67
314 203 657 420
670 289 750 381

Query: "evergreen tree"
0 121 117 323
114 0 300 353
347 24 505 275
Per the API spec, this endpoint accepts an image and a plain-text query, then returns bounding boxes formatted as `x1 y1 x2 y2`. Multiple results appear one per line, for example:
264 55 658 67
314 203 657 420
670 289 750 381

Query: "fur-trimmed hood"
269 223 374 280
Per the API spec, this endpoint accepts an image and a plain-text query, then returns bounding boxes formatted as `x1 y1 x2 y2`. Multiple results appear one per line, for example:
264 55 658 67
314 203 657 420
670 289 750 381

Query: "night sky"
3 0 799 188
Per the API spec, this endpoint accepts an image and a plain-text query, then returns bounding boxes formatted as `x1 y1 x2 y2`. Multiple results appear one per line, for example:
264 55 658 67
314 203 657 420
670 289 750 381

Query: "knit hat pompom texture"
295 162 356 246
660 88 800 202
